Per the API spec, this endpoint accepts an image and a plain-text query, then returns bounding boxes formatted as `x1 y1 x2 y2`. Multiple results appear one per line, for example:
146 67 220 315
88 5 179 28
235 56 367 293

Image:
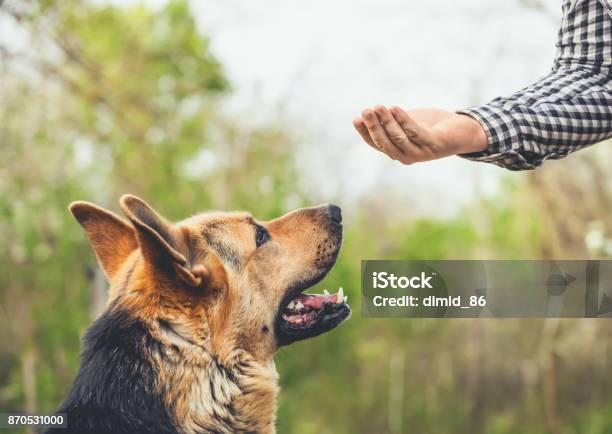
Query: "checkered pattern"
459 0 612 171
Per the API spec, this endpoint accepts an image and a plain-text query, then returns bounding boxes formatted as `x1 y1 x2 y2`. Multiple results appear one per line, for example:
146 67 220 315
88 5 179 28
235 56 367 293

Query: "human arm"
354 0 612 171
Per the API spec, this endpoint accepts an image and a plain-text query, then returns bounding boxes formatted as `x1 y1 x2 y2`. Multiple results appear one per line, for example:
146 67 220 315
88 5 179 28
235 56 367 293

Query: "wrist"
432 113 488 155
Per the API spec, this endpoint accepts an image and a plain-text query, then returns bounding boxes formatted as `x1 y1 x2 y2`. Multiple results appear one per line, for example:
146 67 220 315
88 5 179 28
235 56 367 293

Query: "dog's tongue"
295 293 337 309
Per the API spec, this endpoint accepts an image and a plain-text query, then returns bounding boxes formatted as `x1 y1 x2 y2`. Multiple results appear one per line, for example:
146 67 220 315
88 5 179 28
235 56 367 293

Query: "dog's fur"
45 195 348 434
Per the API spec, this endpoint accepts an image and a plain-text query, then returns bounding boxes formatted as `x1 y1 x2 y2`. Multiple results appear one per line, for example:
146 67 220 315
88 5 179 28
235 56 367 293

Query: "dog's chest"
168 358 278 434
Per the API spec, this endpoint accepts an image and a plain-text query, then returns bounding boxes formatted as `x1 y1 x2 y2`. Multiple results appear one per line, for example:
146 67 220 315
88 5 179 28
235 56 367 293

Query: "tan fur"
70 195 342 433
70 201 138 283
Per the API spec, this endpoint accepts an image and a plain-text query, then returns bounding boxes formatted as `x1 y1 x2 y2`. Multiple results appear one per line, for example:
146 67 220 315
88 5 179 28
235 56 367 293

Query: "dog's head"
70 195 350 362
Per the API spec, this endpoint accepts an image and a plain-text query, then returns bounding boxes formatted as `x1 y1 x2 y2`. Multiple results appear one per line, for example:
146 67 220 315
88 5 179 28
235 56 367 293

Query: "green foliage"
1 2 610 434
0 0 303 423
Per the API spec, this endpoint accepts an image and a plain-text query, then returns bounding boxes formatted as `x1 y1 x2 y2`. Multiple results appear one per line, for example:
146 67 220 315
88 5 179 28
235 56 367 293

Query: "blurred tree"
1 1 611 434
0 0 307 425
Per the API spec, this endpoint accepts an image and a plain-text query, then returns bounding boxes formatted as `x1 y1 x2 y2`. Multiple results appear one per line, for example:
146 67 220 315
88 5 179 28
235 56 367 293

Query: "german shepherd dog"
45 195 350 434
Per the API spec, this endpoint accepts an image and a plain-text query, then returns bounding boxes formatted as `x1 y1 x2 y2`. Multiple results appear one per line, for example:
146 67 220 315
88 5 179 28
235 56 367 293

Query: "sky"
188 0 561 216
1 0 563 216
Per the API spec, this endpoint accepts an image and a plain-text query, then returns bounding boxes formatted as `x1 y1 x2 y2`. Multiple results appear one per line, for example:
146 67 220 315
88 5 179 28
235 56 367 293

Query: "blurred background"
1 0 612 433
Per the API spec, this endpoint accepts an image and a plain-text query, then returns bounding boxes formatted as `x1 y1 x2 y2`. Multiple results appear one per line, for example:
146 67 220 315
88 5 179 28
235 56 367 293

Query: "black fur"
45 303 178 434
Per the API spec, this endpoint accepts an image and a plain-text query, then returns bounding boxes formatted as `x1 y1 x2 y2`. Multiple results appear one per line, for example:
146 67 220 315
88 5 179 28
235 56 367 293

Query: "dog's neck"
106 260 281 433
151 317 280 434
61 302 279 434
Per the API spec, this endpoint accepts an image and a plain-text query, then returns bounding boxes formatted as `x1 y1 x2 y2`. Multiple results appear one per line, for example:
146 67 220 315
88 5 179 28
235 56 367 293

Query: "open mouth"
276 287 351 346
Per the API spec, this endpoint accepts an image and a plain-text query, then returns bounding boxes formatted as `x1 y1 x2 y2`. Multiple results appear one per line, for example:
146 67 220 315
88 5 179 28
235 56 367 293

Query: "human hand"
353 106 488 164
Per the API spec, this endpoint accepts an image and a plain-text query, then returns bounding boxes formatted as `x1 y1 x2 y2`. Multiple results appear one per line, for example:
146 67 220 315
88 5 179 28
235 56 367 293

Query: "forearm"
355 0 611 169
406 109 488 154
457 67 612 170
457 0 612 171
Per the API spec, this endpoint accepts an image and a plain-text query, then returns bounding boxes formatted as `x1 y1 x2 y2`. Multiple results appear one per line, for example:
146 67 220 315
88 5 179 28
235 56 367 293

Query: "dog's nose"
325 204 342 224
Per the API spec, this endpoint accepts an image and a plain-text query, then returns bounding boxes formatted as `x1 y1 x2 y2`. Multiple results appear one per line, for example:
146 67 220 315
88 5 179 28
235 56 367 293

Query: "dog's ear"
69 201 138 282
119 194 211 289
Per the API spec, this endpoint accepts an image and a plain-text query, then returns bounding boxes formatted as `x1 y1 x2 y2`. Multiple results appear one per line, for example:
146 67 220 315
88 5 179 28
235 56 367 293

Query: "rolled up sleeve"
458 68 612 170
458 0 612 171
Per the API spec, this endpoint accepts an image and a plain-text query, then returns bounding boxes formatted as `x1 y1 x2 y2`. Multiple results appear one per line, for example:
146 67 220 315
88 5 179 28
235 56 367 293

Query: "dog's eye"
255 226 270 248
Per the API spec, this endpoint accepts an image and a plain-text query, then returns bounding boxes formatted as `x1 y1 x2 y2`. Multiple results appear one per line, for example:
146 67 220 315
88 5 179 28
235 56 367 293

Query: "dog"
45 195 350 434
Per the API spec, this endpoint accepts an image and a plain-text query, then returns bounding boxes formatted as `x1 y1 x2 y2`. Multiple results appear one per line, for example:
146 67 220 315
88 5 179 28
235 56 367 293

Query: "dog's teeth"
287 301 295 310
336 287 344 304
323 289 330 295
345 295 348 303
295 301 304 310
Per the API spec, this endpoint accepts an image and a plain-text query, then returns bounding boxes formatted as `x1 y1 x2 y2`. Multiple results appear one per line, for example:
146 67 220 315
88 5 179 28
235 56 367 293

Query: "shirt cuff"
456 105 541 171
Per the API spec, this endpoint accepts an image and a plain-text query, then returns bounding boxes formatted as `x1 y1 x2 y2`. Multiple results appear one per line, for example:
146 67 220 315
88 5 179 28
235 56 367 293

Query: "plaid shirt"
459 0 612 171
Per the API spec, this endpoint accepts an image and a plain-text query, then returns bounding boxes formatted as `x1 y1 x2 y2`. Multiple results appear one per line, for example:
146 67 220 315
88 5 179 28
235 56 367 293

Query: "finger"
373 105 415 154
389 106 429 149
361 109 403 161
352 117 378 151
